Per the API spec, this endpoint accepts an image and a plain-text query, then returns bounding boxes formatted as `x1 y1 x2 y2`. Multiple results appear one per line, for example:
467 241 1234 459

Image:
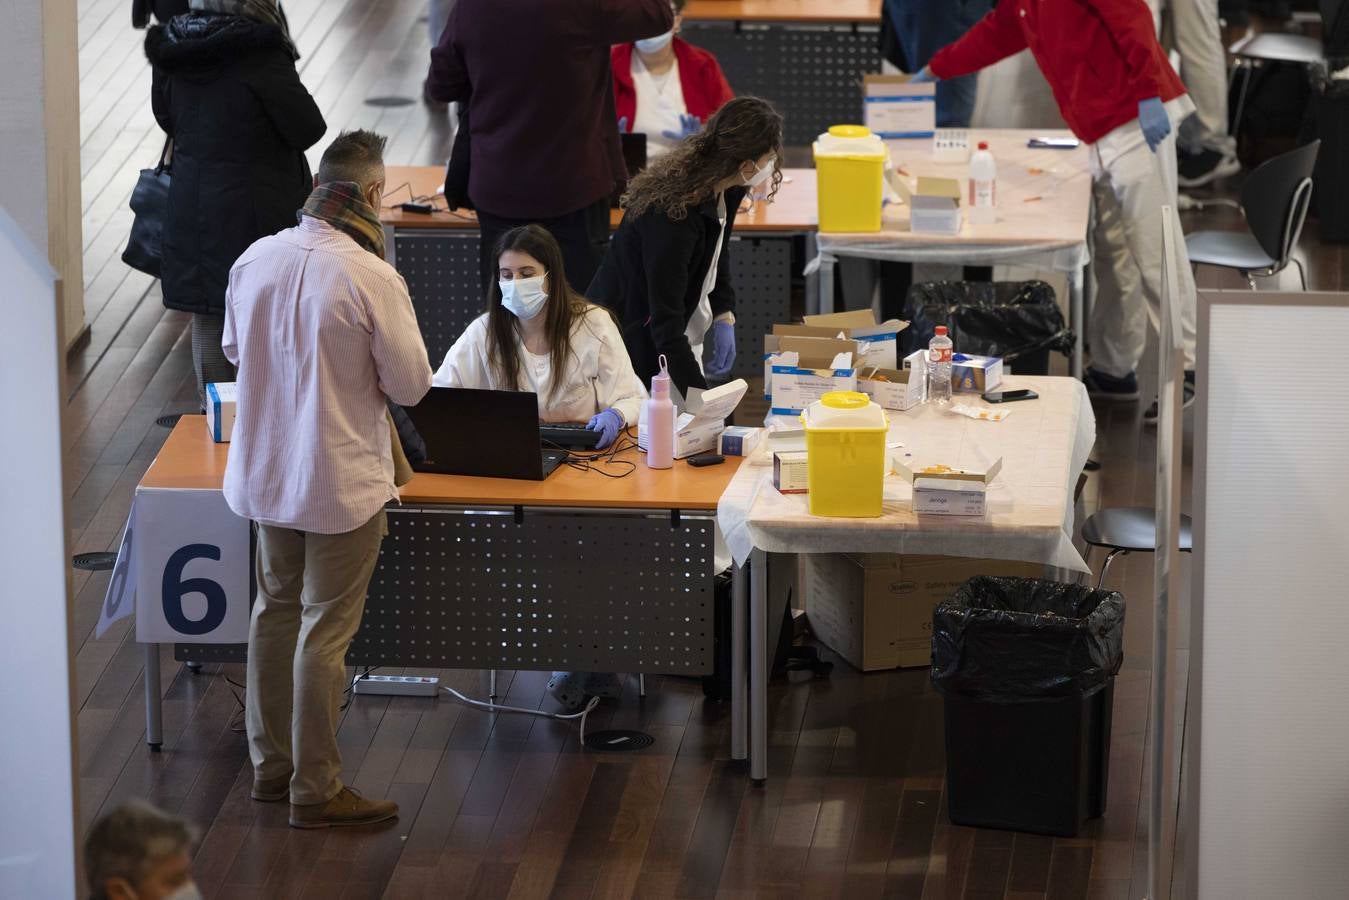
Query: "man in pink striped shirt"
222 130 432 829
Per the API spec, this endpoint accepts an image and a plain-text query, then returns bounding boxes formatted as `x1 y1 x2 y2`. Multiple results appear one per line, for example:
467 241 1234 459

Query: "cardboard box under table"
804 554 1044 671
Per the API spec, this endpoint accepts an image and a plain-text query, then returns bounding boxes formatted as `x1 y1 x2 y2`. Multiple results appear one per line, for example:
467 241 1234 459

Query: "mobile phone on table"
982 389 1038 403
1027 136 1081 149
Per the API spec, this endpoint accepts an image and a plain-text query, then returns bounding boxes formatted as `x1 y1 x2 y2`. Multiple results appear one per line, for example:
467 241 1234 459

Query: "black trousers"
476 196 611 296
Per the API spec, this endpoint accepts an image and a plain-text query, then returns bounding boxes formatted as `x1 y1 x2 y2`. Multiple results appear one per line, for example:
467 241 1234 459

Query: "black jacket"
587 186 745 394
146 14 325 315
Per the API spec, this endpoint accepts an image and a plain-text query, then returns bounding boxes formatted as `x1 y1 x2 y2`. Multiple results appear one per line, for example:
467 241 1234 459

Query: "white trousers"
1148 0 1235 154
1088 110 1198 377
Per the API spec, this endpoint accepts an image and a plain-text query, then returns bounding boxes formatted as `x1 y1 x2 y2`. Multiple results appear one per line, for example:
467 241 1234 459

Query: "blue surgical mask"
635 31 674 54
499 275 549 321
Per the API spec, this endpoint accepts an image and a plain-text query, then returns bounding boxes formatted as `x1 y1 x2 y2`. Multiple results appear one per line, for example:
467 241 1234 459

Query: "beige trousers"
246 510 386 806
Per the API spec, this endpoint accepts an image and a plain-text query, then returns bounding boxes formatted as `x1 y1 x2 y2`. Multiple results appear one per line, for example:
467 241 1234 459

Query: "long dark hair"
485 225 589 404
622 96 785 219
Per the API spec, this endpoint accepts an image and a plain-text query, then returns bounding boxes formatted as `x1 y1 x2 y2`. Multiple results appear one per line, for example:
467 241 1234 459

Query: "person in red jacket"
919 0 1198 422
612 0 735 159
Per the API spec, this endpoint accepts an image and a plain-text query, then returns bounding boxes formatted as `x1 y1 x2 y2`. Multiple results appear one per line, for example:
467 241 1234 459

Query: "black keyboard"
539 423 601 450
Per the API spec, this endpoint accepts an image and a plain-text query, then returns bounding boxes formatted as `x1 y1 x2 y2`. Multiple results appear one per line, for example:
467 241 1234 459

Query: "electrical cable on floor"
440 686 601 744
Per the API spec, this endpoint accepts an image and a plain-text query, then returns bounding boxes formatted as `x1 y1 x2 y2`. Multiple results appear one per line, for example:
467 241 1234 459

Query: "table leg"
144 643 163 750
805 233 822 316
1070 264 1085 379
750 548 768 783
818 253 836 316
731 558 748 762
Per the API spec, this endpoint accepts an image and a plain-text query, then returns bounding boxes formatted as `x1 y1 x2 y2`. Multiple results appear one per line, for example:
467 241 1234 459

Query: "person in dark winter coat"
146 0 324 409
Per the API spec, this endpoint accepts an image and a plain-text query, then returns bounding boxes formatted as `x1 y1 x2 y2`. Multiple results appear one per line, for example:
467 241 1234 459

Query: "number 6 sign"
135 488 250 643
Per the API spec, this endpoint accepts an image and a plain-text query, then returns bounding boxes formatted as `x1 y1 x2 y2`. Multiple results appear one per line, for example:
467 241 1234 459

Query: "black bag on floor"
905 281 1073 375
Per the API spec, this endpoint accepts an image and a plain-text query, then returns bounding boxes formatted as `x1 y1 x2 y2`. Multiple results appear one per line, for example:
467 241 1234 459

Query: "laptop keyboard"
539 423 601 450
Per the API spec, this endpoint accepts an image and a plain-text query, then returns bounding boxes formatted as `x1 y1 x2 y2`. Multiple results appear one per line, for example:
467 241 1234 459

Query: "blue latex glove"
618 115 629 133
661 113 702 143
708 320 736 377
1138 97 1170 153
586 407 625 449
909 66 937 84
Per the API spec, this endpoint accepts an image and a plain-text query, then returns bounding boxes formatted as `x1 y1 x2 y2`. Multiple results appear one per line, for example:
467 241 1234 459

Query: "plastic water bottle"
644 354 674 469
927 326 953 408
968 141 996 225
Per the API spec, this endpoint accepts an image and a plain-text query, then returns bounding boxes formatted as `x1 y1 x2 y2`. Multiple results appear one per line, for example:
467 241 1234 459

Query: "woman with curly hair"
587 96 784 394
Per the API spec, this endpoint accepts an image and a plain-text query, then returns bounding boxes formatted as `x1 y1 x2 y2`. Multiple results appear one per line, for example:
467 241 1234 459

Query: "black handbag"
122 137 173 278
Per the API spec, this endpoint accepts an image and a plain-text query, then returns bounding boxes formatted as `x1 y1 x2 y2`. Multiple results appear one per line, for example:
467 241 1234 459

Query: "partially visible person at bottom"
146 0 325 411
612 0 736 159
84 800 199 900
433 224 646 448
432 224 647 711
588 96 784 395
223 130 433 829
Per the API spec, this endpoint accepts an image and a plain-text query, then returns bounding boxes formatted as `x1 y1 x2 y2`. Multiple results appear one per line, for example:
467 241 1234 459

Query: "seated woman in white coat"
433 224 646 449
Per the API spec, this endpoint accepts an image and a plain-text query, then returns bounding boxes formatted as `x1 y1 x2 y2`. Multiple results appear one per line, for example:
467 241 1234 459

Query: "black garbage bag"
931 577 1124 702
905 281 1074 374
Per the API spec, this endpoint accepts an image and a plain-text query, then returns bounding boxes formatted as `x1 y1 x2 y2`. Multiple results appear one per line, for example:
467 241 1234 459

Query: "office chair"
1081 507 1193 590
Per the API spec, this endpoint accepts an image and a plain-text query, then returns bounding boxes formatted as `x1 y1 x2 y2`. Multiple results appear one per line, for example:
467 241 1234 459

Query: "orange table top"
683 0 881 23
381 166 819 233
141 417 741 512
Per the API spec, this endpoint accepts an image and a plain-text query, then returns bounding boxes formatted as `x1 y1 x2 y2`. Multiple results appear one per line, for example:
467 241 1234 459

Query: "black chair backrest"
1241 140 1320 263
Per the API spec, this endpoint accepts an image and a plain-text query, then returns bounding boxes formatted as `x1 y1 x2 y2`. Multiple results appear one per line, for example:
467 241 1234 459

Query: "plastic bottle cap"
820 391 870 410
935 326 948 336
978 141 989 150
827 124 872 139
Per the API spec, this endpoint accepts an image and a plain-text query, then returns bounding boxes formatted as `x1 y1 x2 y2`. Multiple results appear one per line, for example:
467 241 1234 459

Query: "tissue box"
769 364 857 416
773 451 810 494
901 176 962 235
952 354 1004 393
718 426 763 457
895 458 1003 517
205 382 237 443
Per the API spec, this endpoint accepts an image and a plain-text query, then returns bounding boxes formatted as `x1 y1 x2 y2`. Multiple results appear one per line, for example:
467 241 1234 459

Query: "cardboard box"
952 353 1004 393
718 426 763 457
205 382 237 443
898 176 962 235
857 366 924 412
863 74 936 139
799 309 907 371
762 313 907 411
773 451 809 494
639 378 748 459
803 553 1044 671
895 457 1004 517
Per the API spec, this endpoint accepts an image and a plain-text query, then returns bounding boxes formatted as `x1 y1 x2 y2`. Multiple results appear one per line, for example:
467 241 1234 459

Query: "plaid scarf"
189 0 299 59
300 182 386 259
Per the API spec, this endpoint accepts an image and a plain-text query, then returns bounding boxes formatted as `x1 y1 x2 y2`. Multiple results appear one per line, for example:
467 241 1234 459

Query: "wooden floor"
67 2 1346 898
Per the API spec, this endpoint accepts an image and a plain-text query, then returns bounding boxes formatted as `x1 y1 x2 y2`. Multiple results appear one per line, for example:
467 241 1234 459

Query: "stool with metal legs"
1081 507 1194 588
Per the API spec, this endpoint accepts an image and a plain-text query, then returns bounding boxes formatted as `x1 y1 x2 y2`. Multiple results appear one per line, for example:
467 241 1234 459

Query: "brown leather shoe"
289 787 398 829
251 771 291 802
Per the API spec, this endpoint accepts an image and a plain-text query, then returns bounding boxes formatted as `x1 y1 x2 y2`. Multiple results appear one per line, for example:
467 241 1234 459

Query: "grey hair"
84 801 198 899
316 129 388 189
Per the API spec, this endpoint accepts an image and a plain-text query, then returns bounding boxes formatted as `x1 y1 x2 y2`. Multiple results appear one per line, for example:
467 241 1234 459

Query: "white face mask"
499 275 549 321
163 882 203 900
635 31 674 54
744 157 775 189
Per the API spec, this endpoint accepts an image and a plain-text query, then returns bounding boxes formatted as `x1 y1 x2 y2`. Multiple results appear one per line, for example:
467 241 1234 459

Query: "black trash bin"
931 576 1125 837
902 281 1074 375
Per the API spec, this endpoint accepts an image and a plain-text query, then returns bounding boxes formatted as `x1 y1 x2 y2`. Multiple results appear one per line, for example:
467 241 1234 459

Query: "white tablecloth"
717 375 1095 572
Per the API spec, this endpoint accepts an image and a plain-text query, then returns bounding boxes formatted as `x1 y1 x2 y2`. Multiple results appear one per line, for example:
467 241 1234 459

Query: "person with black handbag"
144 0 325 410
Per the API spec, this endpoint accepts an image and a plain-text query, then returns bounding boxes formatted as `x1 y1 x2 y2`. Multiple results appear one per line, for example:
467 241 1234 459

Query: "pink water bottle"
645 355 674 469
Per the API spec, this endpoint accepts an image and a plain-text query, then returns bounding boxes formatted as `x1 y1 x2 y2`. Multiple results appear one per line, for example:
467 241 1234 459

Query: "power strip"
352 674 440 698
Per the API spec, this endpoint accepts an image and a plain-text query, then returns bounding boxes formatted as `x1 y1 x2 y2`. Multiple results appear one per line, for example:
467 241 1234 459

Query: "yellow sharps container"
813 125 886 233
802 391 889 517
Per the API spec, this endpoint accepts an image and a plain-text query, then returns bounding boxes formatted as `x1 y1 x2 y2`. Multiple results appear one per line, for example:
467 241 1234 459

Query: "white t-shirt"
432 306 647 425
631 54 688 159
684 192 728 369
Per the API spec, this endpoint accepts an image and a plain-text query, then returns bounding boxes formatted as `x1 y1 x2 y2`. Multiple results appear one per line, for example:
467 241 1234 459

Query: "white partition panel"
1190 294 1349 899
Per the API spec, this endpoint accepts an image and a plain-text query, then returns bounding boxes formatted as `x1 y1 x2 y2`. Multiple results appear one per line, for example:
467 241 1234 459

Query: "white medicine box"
206 382 237 443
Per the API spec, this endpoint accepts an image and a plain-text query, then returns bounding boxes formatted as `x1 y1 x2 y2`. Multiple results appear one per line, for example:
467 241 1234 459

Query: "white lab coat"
433 306 648 426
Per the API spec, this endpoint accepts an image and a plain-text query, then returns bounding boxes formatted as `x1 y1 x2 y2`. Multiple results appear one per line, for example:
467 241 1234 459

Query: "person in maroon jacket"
612 0 735 159
919 0 1199 422
426 0 673 295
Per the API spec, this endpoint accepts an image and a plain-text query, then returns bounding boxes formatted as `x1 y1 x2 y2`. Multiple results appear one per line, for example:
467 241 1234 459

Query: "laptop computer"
404 387 567 480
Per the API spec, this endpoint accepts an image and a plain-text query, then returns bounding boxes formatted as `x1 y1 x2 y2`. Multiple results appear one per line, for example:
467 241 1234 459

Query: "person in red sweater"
919 0 1198 421
612 0 735 159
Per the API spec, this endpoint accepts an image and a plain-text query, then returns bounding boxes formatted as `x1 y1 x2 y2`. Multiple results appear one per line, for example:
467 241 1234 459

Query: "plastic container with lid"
813 125 887 233
801 391 889 518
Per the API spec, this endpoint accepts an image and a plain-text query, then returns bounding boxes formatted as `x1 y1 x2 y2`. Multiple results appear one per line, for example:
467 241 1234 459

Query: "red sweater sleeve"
928 1 1028 81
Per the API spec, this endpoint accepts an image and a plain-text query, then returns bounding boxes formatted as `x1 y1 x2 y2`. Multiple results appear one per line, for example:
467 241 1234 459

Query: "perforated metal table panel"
394 229 794 381
681 21 881 147
177 504 716 675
